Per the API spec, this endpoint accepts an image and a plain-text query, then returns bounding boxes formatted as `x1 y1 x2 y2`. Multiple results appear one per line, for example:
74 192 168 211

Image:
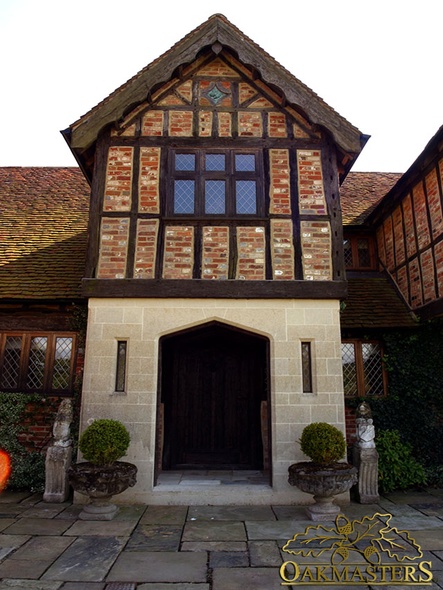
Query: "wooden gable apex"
63 14 367 181
109 50 321 143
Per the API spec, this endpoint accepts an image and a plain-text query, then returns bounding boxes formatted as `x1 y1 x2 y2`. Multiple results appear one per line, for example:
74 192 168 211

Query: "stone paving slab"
41 536 127 582
188 505 275 521
410 529 443 551
182 520 246 542
137 585 209 590
181 541 247 552
0 506 30 518
212 566 282 589
0 557 57 579
8 535 74 561
269 505 313 522
249 540 282 566
106 551 207 583
0 534 31 550
384 490 443 505
2 518 71 536
53 505 83 520
65 519 138 537
0 581 63 590
20 503 70 519
125 524 182 551
0 520 16 533
411 503 443 517
0 548 14 560
0 492 33 504
379 514 443 531
139 506 187 525
113 506 146 522
62 584 105 589
209 551 249 568
245 519 314 541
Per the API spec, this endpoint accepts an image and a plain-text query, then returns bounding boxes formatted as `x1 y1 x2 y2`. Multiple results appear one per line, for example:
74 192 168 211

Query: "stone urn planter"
68 461 137 520
68 419 137 520
288 422 358 521
288 461 357 521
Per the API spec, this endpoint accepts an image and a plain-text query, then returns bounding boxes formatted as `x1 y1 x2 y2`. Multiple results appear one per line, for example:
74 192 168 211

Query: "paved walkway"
0 488 442 589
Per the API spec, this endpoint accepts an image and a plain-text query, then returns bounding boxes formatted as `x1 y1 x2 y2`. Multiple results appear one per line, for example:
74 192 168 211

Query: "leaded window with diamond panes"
1 336 22 389
341 340 385 397
52 337 73 390
169 149 262 217
343 236 375 270
0 333 75 394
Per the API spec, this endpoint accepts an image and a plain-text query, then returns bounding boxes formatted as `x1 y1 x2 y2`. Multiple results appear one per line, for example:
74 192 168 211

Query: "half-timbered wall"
88 50 342 290
376 154 443 310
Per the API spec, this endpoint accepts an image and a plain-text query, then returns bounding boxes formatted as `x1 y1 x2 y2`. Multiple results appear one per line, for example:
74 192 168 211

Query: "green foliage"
0 393 48 491
346 319 443 491
424 464 443 488
300 422 346 465
376 429 427 493
79 419 130 466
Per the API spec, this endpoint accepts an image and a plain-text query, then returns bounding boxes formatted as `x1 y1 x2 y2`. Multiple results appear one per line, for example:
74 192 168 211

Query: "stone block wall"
79 297 345 505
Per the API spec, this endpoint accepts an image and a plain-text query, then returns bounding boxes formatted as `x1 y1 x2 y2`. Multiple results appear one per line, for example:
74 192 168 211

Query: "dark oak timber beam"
82 279 347 299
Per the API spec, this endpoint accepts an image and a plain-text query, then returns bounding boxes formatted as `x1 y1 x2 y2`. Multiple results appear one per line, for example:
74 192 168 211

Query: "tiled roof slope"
67 13 366 171
340 172 402 225
0 168 90 299
341 276 416 329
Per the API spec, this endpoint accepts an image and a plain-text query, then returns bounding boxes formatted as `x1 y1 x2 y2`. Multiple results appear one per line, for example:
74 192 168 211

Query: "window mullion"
227 150 235 216
45 336 55 392
196 150 204 216
19 334 30 390
355 342 366 396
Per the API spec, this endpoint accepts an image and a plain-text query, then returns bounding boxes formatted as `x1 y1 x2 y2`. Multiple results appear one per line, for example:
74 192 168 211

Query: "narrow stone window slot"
301 341 313 393
115 340 128 393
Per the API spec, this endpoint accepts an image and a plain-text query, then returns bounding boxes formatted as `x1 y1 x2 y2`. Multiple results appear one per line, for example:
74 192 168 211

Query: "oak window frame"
341 339 387 398
0 332 77 395
343 235 376 270
166 148 265 218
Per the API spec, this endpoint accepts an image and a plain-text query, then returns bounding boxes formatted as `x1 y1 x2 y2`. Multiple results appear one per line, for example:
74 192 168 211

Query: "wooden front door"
160 322 268 470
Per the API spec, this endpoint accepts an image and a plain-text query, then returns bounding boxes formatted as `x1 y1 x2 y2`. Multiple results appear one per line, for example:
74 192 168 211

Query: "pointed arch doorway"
157 321 270 475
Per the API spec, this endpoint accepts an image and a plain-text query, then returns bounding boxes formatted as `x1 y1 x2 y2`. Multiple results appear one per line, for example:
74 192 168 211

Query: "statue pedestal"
353 446 379 504
43 444 73 503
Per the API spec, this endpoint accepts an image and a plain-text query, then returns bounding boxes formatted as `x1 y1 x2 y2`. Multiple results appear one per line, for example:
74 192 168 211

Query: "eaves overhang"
64 14 366 179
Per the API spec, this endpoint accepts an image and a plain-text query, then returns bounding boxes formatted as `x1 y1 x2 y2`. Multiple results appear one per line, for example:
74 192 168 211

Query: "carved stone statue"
52 399 73 446
43 399 73 503
353 401 379 503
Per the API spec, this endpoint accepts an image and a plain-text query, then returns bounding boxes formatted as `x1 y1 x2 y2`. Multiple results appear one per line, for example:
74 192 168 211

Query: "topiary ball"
79 419 130 466
300 422 346 465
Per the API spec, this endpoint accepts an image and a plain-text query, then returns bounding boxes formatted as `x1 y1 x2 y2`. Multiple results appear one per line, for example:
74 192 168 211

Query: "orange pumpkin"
0 449 11 492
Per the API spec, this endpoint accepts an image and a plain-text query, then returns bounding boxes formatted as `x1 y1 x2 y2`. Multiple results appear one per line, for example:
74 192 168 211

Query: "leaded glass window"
341 340 385 397
170 149 262 217
0 333 75 394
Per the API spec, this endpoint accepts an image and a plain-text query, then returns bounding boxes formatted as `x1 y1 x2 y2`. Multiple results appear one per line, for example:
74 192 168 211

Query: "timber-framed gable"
76 37 363 300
